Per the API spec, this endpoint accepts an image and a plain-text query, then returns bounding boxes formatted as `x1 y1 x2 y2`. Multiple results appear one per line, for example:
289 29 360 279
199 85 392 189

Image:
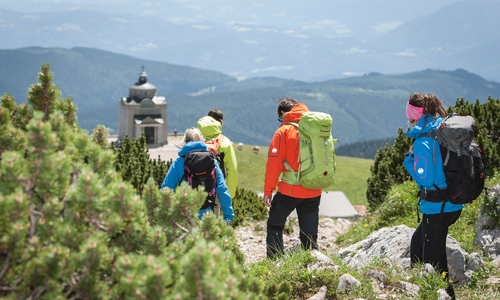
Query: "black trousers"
410 210 462 274
266 192 321 259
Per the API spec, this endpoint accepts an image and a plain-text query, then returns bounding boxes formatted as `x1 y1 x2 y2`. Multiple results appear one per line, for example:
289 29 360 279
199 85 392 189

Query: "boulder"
337 225 484 285
337 225 413 270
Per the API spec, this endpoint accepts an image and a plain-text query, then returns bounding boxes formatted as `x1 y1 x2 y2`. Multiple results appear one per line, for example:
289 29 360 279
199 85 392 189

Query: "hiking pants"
266 192 321 259
410 210 462 274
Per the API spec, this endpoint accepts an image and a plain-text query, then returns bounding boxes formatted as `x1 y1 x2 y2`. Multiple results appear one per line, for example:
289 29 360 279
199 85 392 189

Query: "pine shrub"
366 128 413 211
0 64 263 299
232 188 268 227
113 135 172 194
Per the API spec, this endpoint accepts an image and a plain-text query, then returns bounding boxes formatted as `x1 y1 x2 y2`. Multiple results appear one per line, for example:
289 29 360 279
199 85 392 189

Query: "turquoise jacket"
403 115 464 215
160 141 234 222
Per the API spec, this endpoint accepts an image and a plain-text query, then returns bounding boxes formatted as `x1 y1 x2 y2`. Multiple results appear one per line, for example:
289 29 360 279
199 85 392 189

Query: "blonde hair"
184 127 204 143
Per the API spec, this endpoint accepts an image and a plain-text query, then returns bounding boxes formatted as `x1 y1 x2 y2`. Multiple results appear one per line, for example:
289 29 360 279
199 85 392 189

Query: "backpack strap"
417 131 438 165
177 155 187 187
281 122 302 187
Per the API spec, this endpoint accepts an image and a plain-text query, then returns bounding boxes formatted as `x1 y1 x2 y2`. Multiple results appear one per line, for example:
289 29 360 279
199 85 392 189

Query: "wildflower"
442 271 446 278
365 224 368 227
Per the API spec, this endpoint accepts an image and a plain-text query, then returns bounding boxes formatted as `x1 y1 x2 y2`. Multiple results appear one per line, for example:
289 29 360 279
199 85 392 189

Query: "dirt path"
234 217 353 264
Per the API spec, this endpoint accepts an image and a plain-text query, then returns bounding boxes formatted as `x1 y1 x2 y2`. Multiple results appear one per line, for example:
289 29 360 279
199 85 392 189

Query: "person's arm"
214 160 234 222
264 130 286 196
221 139 238 198
404 139 436 189
160 158 184 190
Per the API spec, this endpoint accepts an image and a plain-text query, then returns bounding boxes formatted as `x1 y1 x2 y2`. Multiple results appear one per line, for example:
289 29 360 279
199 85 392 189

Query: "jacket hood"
197 116 222 139
178 141 207 156
282 103 309 124
405 114 444 139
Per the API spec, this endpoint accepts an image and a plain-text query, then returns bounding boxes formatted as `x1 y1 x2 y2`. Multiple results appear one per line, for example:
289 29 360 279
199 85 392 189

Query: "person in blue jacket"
161 127 234 224
403 93 462 300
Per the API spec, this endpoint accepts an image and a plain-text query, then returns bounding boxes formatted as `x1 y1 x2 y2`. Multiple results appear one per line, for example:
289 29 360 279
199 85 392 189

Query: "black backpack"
180 150 217 210
418 113 485 212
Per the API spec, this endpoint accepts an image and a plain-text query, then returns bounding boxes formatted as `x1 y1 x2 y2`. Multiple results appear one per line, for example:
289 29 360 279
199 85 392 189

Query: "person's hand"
263 195 273 208
409 144 414 154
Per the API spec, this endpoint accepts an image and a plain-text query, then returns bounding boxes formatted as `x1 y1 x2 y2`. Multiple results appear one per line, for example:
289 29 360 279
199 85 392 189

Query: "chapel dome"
129 69 157 101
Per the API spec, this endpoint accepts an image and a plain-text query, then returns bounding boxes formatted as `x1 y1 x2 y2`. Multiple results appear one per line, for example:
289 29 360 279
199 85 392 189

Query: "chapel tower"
117 67 168 147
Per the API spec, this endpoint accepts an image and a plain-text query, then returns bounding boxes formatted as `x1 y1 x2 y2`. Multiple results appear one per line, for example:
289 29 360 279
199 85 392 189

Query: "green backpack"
282 111 337 190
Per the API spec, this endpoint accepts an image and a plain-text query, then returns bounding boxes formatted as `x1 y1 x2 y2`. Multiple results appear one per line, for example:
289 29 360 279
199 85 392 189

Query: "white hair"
184 127 204 143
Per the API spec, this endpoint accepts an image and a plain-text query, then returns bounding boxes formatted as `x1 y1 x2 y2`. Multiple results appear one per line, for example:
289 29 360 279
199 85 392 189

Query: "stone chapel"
117 68 168 147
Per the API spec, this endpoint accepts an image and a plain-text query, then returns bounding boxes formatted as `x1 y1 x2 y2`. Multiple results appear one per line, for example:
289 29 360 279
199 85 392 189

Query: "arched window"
140 99 155 108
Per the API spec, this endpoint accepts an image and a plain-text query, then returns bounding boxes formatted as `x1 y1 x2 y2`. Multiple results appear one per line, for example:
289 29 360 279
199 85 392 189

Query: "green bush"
232 188 268 227
113 135 172 195
366 128 413 211
0 64 264 299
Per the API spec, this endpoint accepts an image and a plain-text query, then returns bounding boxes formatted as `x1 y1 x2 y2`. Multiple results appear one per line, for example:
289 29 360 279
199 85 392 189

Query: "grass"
235 145 373 206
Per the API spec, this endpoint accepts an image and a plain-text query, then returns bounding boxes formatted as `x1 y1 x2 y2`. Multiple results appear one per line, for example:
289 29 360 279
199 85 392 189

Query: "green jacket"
197 116 238 198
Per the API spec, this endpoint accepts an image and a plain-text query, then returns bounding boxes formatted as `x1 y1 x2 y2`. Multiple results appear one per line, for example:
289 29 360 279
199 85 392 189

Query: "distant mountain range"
0 0 499 82
2 47 499 147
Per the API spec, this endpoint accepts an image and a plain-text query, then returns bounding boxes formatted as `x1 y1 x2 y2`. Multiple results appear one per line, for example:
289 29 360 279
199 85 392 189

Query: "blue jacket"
404 115 464 215
160 141 234 222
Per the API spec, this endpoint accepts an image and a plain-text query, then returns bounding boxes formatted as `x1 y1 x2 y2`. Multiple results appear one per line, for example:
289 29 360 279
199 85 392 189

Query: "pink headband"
406 102 424 120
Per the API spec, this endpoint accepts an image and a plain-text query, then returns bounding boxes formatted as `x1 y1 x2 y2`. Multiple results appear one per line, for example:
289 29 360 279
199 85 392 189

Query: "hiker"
263 98 322 259
197 109 238 217
160 127 234 224
404 93 462 299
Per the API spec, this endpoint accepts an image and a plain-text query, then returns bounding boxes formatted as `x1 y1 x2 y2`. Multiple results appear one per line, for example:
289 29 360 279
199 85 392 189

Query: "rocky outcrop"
337 225 484 285
474 184 500 259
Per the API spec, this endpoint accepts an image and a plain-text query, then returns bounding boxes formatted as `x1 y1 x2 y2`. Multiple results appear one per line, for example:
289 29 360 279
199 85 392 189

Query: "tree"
366 128 413 210
0 64 263 299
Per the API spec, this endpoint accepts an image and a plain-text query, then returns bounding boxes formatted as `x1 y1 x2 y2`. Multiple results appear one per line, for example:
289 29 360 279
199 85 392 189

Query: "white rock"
437 288 452 300
365 270 387 282
337 274 361 293
337 225 485 285
397 281 420 297
307 286 327 300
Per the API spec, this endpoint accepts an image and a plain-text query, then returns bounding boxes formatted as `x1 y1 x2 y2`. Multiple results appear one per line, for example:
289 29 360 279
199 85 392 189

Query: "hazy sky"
0 0 465 41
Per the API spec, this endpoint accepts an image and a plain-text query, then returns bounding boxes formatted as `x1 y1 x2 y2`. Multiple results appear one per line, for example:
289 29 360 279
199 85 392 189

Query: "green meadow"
235 145 373 206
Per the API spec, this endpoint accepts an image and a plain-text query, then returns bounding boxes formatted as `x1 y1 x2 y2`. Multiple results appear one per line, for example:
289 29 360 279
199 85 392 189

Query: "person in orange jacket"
263 97 322 259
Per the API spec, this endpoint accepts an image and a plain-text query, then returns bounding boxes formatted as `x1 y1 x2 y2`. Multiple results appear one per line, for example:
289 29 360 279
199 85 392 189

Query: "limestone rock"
337 225 413 270
365 270 387 282
424 263 435 274
311 250 333 264
486 276 500 284
492 257 500 266
336 274 361 293
397 280 419 297
337 225 484 285
474 184 500 259
307 286 327 300
437 288 452 300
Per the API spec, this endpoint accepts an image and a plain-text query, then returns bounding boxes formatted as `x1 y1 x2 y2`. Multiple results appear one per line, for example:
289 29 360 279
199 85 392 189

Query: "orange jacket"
264 103 322 198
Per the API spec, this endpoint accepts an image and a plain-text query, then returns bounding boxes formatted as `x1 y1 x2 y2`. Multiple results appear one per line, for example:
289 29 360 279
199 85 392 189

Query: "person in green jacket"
197 109 238 217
